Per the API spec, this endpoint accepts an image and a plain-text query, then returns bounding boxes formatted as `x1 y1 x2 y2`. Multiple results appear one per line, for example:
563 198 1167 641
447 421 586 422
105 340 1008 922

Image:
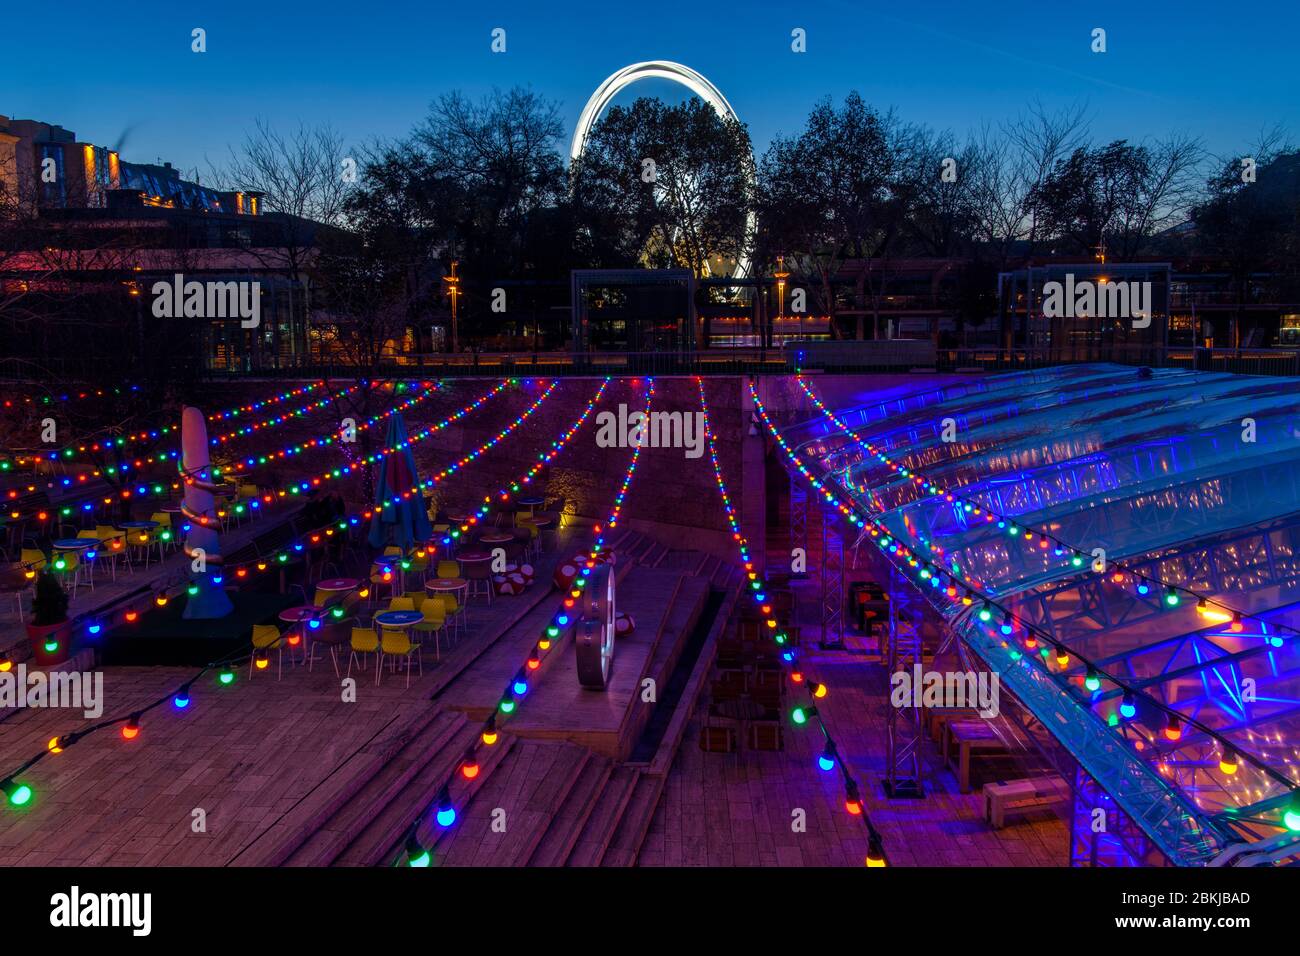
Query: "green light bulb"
8 783 33 806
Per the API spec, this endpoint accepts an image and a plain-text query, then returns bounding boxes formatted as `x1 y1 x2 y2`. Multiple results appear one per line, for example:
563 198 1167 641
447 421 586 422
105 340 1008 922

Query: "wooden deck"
0 521 1070 867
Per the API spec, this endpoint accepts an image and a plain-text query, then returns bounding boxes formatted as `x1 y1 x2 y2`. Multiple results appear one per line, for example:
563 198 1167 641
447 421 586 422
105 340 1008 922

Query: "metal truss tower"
884 565 926 797
789 472 808 579
819 501 845 650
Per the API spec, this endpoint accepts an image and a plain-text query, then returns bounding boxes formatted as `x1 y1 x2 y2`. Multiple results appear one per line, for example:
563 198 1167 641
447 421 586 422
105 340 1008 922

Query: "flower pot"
26 622 71 666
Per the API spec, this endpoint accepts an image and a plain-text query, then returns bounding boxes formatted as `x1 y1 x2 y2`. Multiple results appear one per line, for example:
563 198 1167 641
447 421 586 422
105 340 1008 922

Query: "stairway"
238 528 740 868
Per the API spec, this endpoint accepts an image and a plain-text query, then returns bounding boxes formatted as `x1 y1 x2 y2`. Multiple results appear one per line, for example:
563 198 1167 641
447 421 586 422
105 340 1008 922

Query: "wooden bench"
943 719 1010 793
983 776 1071 828
924 706 981 743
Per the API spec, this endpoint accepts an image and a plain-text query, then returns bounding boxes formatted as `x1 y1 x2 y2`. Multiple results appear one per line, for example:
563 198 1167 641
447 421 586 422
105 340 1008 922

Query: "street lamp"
773 255 789 349
442 261 461 355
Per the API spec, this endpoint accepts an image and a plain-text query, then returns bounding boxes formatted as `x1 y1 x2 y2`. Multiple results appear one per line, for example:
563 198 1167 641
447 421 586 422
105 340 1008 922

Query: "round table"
279 605 323 624
425 577 467 594
118 520 158 530
317 577 360 595
516 496 544 513
279 605 324 656
457 551 491 564
480 533 514 547
52 538 94 551
448 513 474 526
374 609 423 629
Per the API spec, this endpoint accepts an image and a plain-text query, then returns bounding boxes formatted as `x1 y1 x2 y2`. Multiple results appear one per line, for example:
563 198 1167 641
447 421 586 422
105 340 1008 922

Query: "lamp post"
773 255 789 350
442 261 461 355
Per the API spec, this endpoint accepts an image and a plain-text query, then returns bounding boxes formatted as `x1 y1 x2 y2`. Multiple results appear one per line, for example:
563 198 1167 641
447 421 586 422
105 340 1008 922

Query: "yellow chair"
515 515 541 559
436 560 459 579
128 527 161 568
340 588 365 618
414 601 446 660
404 591 426 611
370 561 397 598
388 596 415 612
78 530 104 584
150 513 176 554
348 627 379 677
378 630 420 687
250 624 284 680
429 592 464 638
95 525 127 558
20 548 46 575
50 550 82 595
408 549 430 574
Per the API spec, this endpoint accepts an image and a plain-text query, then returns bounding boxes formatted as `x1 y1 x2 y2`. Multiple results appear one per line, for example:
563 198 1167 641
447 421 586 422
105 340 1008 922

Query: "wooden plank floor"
642 553 1070 867
0 531 581 866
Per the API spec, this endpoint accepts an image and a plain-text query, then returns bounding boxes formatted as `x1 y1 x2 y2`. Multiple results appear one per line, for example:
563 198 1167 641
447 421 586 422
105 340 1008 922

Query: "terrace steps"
280 711 477 866
525 753 614 866
239 527 732 868
431 739 594 866
227 534 586 867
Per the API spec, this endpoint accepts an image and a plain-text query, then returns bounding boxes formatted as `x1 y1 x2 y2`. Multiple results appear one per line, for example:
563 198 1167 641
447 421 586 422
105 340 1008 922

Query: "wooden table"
943 719 1009 793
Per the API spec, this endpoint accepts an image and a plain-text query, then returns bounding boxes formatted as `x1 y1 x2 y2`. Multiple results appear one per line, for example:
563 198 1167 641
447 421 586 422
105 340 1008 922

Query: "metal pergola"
775 363 1300 866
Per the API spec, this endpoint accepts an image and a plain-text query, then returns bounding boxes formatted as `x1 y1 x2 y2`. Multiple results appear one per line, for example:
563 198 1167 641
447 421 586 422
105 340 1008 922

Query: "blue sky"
3 0 1296 179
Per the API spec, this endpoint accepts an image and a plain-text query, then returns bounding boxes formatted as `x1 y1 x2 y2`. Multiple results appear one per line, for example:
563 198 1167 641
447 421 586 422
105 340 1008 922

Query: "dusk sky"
4 0 1297 179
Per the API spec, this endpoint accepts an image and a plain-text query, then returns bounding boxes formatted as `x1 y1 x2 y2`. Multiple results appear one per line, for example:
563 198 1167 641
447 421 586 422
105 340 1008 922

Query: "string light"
794 372 1296 655
702 378 886 866
405 834 431 867
2 778 32 807
786 372 1300 820
389 378 642 866
434 787 457 828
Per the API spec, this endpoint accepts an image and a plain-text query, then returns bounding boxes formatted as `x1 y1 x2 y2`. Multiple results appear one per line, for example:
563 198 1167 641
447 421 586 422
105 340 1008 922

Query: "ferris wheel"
574 559 617 690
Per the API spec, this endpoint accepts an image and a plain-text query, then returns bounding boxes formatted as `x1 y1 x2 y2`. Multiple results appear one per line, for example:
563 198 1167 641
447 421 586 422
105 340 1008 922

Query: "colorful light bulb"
818 742 837 772
1119 693 1136 719
461 749 480 780
121 714 141 740
2 777 33 807
405 835 431 868
1285 791 1300 832
1164 714 1183 741
1219 749 1238 775
434 788 456 827
865 833 887 868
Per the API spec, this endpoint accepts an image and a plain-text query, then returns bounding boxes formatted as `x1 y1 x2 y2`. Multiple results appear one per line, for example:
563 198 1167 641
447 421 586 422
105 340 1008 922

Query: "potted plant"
27 570 71 666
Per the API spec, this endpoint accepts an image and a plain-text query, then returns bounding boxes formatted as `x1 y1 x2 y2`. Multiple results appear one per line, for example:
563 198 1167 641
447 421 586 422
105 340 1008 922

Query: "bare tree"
967 101 1090 264
213 119 349 227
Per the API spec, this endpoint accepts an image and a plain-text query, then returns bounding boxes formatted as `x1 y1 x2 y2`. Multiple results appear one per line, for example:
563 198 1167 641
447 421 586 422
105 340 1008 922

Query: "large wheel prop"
570 60 757 280
574 559 617 690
